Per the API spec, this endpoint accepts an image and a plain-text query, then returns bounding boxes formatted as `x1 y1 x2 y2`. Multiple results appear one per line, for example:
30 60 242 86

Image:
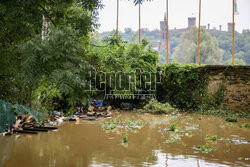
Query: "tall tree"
172 27 224 65
131 0 152 44
0 0 103 105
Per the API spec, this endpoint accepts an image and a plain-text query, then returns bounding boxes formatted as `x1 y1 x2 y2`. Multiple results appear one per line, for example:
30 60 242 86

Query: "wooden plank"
34 126 58 130
23 128 48 132
13 130 38 134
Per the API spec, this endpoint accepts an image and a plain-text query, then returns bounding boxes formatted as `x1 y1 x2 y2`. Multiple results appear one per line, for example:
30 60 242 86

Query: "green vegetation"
200 84 226 110
169 123 177 131
101 115 143 131
173 27 224 65
0 0 103 112
194 144 215 153
192 109 250 119
90 35 159 98
126 119 143 128
239 123 250 128
157 63 206 110
102 121 118 131
206 135 217 141
163 122 196 143
98 28 250 65
98 28 161 49
0 0 159 113
102 115 122 131
121 134 128 144
225 118 238 122
137 99 177 114
0 1 248 117
187 131 193 137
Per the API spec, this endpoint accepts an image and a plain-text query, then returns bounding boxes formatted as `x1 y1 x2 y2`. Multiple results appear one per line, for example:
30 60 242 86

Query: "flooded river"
0 113 249 167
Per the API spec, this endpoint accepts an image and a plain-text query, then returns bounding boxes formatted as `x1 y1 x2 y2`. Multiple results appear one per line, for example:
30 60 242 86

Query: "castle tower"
228 23 233 31
188 17 196 28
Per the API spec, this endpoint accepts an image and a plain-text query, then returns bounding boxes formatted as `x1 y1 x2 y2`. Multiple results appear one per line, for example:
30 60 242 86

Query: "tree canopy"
0 0 159 112
172 27 224 65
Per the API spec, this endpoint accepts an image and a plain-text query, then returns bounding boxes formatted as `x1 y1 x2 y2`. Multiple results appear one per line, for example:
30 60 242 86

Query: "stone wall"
199 65 250 112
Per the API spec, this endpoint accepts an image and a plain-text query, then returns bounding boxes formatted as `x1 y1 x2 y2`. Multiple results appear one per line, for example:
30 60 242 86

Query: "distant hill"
97 28 250 65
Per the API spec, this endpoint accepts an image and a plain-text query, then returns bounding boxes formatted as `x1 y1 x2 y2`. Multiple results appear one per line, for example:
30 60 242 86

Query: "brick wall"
199 65 250 112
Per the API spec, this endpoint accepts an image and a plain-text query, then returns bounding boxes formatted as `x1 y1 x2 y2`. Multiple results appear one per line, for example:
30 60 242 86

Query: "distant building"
227 23 233 31
157 14 234 51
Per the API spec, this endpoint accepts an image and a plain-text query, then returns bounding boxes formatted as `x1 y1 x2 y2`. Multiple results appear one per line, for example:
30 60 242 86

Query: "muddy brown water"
0 113 249 167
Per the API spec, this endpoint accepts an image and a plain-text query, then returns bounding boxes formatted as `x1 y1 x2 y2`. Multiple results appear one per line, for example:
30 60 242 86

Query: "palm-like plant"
116 0 119 40
131 0 152 44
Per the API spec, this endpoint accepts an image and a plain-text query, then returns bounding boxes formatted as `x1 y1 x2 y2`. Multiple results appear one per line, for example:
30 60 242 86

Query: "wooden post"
139 3 141 44
166 0 169 64
116 0 119 40
197 0 201 65
232 0 235 65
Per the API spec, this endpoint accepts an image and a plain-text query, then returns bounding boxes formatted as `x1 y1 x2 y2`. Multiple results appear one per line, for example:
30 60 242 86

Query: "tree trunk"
41 7 50 40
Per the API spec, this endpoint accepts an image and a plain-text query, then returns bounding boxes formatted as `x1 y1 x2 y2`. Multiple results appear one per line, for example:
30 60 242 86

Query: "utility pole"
197 0 201 65
116 0 119 40
232 0 235 65
166 0 169 64
139 3 141 44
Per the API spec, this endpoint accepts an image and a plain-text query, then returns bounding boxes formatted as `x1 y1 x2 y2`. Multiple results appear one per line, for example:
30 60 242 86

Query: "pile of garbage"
51 101 135 123
0 99 134 136
2 114 58 136
0 99 58 136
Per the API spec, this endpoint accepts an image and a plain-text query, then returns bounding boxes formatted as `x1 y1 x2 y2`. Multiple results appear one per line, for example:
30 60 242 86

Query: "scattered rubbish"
88 106 95 112
94 100 103 107
82 117 97 121
51 111 62 117
121 102 133 110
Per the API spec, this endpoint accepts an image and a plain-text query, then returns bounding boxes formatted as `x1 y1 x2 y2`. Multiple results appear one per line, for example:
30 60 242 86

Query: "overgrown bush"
138 99 177 114
157 62 207 110
157 63 228 111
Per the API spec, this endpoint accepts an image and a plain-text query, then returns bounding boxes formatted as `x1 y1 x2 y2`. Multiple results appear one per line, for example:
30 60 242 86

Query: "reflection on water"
0 113 249 167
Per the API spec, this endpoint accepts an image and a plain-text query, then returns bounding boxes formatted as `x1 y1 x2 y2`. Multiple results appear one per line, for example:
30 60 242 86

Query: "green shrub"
138 99 177 114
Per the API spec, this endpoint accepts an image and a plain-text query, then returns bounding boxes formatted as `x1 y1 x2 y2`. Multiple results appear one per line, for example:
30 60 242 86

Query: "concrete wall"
199 65 250 112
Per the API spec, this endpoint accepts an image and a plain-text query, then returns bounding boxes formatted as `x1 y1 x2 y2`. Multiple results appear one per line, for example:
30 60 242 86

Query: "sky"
97 0 250 33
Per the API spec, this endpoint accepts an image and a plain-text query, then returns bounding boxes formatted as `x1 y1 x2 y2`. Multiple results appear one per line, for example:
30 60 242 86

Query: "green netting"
0 99 44 133
13 104 44 122
0 100 16 133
